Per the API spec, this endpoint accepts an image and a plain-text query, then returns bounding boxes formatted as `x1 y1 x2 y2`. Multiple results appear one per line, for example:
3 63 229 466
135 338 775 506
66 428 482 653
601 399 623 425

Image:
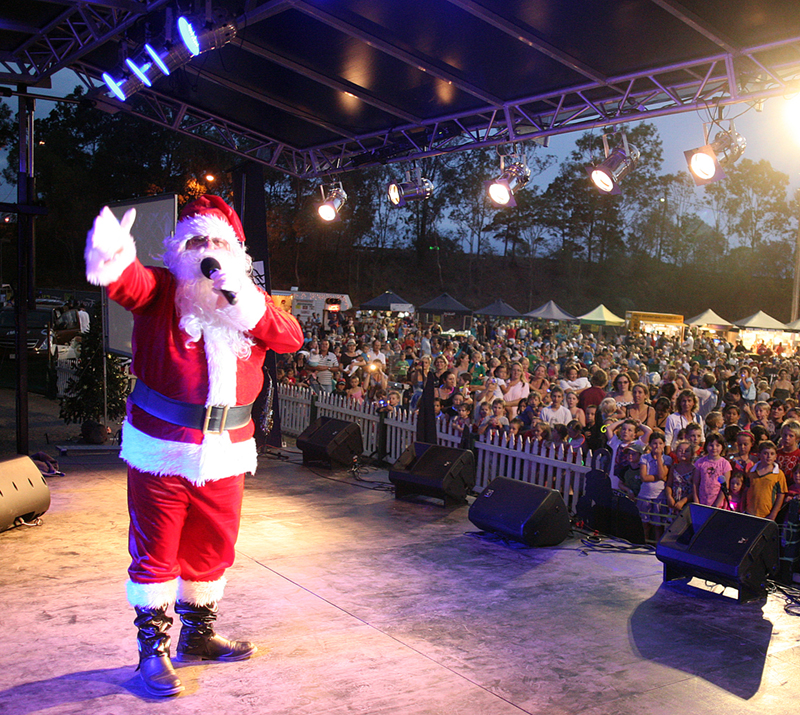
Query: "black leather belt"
129 381 253 434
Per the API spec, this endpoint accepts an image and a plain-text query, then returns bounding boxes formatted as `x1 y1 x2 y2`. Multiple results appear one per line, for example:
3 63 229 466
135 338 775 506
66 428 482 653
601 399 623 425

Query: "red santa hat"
168 194 245 252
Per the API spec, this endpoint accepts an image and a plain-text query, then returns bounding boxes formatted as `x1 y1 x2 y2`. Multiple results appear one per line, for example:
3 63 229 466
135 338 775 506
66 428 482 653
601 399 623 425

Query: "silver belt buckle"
203 404 230 434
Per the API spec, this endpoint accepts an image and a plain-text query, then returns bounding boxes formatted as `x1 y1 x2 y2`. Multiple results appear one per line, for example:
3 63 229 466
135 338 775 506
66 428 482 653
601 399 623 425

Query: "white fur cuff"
178 576 227 606
127 578 178 609
221 281 266 332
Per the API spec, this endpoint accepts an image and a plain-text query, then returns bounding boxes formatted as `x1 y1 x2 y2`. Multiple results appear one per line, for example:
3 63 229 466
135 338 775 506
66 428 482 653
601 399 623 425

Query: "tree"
59 304 128 426
702 158 791 250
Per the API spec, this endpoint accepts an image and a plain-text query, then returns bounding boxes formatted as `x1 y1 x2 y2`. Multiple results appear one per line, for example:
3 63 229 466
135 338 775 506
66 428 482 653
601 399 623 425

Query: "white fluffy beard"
166 245 255 365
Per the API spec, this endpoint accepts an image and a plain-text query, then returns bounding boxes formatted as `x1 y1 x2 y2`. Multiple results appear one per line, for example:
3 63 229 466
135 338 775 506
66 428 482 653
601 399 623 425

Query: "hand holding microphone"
200 257 239 305
717 474 729 496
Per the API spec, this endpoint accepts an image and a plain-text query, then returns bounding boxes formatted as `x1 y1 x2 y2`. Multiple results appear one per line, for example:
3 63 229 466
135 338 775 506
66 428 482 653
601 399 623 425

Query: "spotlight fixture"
587 131 640 195
318 183 348 222
177 13 237 57
684 122 746 186
487 148 530 207
387 166 434 207
144 43 171 75
124 58 153 87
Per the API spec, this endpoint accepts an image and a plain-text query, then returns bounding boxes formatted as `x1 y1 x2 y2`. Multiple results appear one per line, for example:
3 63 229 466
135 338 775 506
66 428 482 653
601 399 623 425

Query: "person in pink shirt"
692 433 731 506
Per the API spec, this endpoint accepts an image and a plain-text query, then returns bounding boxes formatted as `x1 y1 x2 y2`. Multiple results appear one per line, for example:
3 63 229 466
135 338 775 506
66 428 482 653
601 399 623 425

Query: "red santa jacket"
108 259 303 484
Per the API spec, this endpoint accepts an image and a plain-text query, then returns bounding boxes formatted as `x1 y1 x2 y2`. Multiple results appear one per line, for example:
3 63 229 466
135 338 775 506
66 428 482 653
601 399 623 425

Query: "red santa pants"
127 467 244 586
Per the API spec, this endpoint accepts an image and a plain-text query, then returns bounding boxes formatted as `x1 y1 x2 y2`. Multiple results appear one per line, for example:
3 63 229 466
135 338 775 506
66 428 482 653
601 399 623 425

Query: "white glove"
85 207 137 285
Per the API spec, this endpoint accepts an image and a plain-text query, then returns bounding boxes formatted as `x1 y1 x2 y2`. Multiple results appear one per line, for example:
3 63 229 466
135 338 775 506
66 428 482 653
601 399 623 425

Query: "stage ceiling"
3 0 800 178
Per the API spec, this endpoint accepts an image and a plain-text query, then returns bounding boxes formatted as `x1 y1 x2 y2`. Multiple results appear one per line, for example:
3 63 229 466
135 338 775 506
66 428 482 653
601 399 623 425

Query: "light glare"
178 16 201 56
144 44 171 75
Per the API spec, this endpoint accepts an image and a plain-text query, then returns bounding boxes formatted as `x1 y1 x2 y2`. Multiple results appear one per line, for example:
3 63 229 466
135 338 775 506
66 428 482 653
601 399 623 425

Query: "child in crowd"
539 386 572 426
346 374 365 403
739 366 756 407
605 417 653 490
638 430 671 541
722 404 742 428
684 422 705 459
751 424 771 453
508 418 525 439
744 441 787 520
666 441 694 514
786 468 800 499
704 411 724 436
453 403 473 435
528 420 551 444
478 398 509 435
692 433 731 507
549 423 568 450
730 429 755 473
567 419 585 452
722 470 746 512
776 419 800 482
618 443 645 498
433 397 444 420
749 401 772 434
723 424 741 452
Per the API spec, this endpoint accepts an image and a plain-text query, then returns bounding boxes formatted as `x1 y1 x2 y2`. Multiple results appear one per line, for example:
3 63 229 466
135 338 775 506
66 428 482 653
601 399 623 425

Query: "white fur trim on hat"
127 578 178 609
167 213 240 253
120 420 257 486
178 576 227 606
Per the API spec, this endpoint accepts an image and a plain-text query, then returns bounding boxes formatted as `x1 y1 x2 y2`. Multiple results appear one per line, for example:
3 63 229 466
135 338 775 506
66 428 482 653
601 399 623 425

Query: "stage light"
178 14 237 57
684 125 746 185
387 167 434 207
318 183 347 222
144 44 171 75
486 148 530 207
587 132 640 195
125 58 152 87
102 72 127 101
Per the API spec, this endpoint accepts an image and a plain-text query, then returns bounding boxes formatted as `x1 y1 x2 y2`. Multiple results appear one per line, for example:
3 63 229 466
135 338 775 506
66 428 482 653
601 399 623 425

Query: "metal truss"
9 1 800 179
0 0 171 85
76 34 800 179
72 62 315 179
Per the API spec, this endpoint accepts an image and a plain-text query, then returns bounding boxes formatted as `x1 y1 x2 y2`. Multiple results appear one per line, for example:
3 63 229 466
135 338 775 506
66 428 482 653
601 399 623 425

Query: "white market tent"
685 309 733 329
576 304 625 326
734 311 787 330
525 300 576 321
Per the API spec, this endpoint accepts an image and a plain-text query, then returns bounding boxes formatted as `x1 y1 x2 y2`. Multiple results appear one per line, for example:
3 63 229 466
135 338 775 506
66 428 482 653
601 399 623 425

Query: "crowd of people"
276 313 800 537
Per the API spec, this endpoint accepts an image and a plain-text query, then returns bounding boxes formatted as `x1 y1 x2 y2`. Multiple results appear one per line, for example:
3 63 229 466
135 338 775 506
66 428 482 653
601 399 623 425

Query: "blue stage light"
125 58 152 87
144 44 171 75
102 73 126 101
178 16 201 56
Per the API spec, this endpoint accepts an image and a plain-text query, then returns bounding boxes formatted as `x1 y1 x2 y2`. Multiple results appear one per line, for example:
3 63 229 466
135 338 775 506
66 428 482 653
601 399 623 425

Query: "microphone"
717 474 729 496
200 257 238 305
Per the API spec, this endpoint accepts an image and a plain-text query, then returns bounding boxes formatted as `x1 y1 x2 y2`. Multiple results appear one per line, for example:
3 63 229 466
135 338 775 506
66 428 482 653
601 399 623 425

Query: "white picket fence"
277 384 593 511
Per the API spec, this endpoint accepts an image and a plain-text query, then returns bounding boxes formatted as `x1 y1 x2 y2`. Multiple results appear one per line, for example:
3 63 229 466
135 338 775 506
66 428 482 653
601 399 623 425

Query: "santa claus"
85 195 303 697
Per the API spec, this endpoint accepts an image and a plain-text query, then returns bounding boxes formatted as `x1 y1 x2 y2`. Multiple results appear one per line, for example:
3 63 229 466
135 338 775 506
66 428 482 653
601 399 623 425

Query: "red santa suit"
86 196 303 611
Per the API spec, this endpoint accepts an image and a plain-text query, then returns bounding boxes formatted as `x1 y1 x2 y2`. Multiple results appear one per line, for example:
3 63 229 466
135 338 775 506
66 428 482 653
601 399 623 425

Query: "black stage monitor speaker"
0 456 51 533
468 476 571 547
296 417 363 467
656 503 779 603
388 442 475 506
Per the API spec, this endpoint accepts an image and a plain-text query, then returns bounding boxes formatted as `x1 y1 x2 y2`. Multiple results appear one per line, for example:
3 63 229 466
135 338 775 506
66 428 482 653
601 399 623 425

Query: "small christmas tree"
59 303 129 426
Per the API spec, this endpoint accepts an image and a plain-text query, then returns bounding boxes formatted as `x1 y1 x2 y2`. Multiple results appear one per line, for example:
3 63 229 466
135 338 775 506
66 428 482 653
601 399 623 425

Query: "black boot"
134 606 184 697
174 601 257 662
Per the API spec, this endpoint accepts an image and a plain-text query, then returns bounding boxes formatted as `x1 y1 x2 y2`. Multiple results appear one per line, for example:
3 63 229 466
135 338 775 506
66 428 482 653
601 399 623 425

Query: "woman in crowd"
529 363 550 398
609 372 635 411
665 389 703 448
436 370 459 409
771 367 795 401
500 362 530 419
340 338 366 376
564 389 586 427
626 382 656 428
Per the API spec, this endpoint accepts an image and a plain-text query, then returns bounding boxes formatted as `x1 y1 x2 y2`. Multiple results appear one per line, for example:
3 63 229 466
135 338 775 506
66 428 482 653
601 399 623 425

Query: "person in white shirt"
539 387 572 426
77 305 90 333
364 339 386 366
558 364 590 393
312 338 339 392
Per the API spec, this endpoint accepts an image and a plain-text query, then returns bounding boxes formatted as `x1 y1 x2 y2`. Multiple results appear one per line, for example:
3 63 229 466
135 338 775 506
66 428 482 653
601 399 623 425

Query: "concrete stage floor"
1 446 799 715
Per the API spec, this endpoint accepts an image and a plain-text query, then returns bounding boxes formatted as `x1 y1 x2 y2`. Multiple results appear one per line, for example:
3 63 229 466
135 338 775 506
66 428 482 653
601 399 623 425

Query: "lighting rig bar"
0 0 172 85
